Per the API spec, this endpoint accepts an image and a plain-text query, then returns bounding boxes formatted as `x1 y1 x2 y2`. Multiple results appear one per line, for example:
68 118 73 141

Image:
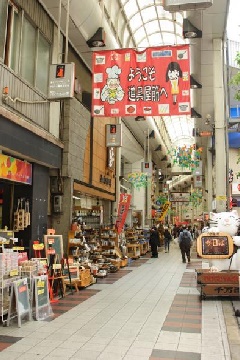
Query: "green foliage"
230 52 240 101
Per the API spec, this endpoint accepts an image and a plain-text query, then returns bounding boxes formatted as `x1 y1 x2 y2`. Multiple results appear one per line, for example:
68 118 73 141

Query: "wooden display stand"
196 269 239 299
127 243 141 259
140 242 149 255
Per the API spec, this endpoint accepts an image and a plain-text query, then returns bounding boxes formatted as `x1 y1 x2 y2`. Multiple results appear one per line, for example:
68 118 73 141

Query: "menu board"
7 278 31 327
197 232 234 259
44 235 63 262
32 275 51 320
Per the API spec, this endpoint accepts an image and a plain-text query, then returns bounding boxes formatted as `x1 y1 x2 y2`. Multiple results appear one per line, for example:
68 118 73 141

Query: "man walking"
178 225 193 263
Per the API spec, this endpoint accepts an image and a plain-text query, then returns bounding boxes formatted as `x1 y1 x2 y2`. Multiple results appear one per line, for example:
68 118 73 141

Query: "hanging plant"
190 189 202 208
168 144 202 170
127 172 150 189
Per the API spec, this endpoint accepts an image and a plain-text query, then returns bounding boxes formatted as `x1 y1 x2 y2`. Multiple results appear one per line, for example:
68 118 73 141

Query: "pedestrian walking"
163 227 172 253
178 225 193 263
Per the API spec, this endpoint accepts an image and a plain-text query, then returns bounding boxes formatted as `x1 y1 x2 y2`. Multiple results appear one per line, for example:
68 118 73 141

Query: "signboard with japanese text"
197 232 234 259
0 154 32 184
169 192 190 202
158 201 170 221
106 124 122 147
48 63 75 100
92 45 190 117
116 194 132 234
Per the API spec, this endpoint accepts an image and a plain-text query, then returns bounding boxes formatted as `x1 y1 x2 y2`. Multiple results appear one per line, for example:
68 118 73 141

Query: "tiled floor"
0 242 239 359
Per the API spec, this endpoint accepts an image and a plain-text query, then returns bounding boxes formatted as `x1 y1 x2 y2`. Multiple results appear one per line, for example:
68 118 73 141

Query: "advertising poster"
92 45 190 117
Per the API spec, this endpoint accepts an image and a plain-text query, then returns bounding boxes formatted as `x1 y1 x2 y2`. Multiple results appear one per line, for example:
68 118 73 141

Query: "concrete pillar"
213 39 227 212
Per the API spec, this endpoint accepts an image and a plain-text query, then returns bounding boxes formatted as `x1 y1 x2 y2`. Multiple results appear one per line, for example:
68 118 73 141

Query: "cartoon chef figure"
101 65 124 104
166 62 182 105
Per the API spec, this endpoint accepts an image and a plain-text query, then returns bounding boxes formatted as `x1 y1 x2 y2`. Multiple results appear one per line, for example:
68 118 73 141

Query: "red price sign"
47 249 55 255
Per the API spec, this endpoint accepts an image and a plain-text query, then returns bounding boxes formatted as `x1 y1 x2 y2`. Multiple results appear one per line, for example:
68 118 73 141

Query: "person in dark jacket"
149 226 160 258
163 227 172 253
178 225 193 263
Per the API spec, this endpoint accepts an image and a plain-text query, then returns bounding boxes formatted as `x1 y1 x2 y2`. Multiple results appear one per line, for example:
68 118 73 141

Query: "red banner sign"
116 194 132 234
92 45 190 117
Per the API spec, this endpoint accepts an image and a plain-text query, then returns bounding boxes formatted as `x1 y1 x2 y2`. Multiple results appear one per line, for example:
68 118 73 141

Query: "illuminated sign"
169 192 190 202
197 232 234 259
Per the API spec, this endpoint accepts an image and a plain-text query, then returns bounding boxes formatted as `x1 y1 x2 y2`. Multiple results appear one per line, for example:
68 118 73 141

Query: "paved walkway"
0 242 240 359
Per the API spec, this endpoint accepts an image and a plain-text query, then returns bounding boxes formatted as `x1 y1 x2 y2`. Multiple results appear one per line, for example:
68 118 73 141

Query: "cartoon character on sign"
166 62 182 105
101 65 124 104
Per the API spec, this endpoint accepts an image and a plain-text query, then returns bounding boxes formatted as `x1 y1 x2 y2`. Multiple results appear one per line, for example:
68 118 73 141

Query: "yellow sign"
10 269 18 276
216 195 227 201
158 201 170 221
33 243 44 250
13 246 25 251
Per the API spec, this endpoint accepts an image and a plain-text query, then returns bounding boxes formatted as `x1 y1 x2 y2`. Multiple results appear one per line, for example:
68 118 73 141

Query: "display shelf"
127 243 141 259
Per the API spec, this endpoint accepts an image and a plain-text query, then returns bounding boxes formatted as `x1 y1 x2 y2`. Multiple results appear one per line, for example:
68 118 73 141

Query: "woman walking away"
164 227 172 253
149 226 160 258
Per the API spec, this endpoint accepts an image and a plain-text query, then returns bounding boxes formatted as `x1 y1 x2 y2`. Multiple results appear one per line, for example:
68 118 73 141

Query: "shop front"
0 114 63 255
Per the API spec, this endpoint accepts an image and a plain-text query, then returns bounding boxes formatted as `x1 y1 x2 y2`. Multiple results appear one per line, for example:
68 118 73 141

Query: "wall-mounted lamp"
167 163 171 168
135 116 145 121
183 19 202 39
154 145 162 151
147 130 155 139
86 27 106 47
191 108 202 118
190 75 202 89
161 155 168 161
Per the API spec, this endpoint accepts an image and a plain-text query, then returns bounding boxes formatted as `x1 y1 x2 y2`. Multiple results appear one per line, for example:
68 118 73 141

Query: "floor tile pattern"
50 289 101 318
0 246 236 360
150 348 201 360
0 335 22 351
162 294 202 334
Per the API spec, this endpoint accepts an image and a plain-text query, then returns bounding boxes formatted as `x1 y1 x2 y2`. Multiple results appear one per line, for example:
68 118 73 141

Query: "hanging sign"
115 194 132 234
158 201 170 221
106 124 122 147
92 45 190 117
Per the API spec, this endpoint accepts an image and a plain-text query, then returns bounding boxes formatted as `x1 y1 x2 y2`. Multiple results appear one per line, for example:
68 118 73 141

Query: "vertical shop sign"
158 201 170 221
92 45 190 117
116 194 132 234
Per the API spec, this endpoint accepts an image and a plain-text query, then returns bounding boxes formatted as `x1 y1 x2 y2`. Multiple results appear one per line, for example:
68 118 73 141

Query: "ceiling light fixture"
147 130 155 139
183 19 202 39
86 27 106 47
190 75 202 89
135 116 145 121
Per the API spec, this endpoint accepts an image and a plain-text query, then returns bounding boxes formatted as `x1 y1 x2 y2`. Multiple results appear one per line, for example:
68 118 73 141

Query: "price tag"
10 269 19 276
47 249 55 255
13 246 25 251
33 243 44 250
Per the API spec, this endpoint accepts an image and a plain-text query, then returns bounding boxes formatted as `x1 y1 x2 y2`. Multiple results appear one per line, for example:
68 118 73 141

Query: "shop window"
3 2 51 95
0 0 8 61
